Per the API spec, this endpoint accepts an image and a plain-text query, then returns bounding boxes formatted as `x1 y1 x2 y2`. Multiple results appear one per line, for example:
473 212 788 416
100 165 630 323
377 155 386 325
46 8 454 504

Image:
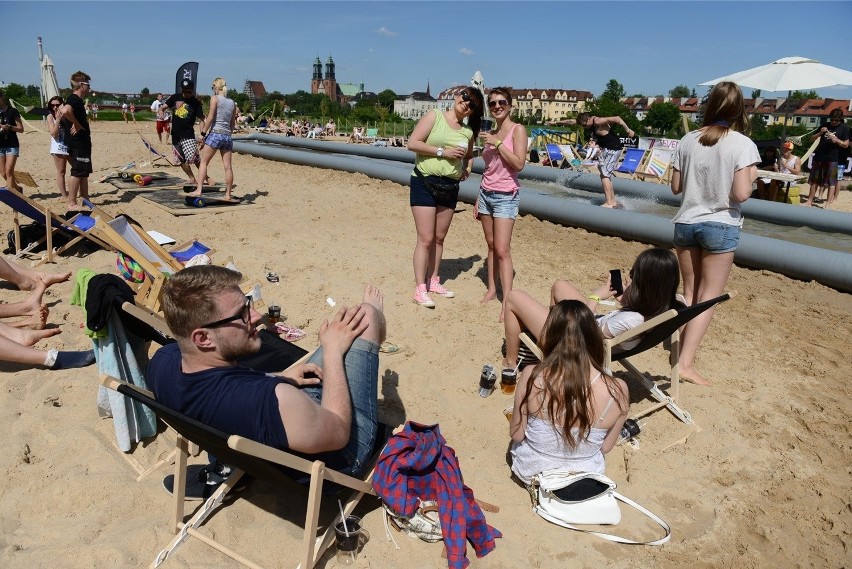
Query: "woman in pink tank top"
476 87 528 321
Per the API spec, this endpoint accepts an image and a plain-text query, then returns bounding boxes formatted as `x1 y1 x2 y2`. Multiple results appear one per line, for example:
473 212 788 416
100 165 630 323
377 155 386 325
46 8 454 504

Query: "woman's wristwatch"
436 147 444 158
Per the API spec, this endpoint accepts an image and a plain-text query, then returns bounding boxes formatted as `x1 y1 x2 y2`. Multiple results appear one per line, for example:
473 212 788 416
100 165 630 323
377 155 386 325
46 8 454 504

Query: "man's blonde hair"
70 71 91 90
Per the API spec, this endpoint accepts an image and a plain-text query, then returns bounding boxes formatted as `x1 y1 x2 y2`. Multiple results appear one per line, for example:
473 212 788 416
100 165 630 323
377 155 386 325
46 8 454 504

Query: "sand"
1 122 850 568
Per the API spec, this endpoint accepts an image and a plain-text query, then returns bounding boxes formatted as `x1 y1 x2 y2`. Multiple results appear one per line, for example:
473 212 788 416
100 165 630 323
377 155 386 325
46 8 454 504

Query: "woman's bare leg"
53 155 68 198
492 216 516 321
479 214 498 303
411 206 437 285
503 289 549 370
429 206 455 281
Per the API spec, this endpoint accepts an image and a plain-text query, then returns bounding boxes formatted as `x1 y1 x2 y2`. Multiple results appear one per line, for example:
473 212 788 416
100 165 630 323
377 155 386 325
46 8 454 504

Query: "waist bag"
531 469 671 545
414 167 460 202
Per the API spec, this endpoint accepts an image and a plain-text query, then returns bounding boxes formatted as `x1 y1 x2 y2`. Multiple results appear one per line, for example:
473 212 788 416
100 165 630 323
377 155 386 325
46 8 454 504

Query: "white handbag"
531 469 671 545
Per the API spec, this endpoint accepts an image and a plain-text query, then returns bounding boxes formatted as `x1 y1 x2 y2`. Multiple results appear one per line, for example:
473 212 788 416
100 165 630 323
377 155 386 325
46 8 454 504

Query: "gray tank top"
212 96 235 134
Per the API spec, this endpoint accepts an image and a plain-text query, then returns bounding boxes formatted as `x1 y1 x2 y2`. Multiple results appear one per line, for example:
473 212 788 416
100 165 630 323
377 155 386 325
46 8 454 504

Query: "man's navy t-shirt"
63 93 91 147
148 343 289 449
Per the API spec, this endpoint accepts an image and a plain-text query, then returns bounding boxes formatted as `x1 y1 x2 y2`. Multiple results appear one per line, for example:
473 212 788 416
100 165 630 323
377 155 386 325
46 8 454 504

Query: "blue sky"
3 1 852 101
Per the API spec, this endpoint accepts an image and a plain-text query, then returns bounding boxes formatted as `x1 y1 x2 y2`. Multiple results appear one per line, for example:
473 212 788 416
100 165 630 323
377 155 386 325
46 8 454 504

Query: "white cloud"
376 27 398 37
459 48 474 56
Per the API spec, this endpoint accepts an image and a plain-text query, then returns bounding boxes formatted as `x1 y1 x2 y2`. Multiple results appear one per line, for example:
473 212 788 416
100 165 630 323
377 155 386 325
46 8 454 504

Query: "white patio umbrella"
40 53 60 106
471 70 487 119
699 56 852 138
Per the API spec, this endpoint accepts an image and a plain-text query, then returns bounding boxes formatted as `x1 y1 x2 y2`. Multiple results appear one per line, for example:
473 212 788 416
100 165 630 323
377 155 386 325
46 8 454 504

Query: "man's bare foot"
186 178 198 185
8 306 49 330
680 367 711 386
481 291 497 304
185 191 201 197
38 271 71 288
361 283 384 312
7 326 61 346
601 203 616 208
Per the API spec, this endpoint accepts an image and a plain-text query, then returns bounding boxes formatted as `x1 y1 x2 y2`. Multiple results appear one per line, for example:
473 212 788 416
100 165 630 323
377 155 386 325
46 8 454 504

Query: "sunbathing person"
148 266 386 478
501 248 680 383
0 252 71 291
510 300 628 484
0 324 94 370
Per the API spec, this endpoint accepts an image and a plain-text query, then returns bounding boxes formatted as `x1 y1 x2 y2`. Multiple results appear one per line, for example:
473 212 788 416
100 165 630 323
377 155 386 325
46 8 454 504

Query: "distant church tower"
310 55 339 103
323 56 337 104
310 57 323 95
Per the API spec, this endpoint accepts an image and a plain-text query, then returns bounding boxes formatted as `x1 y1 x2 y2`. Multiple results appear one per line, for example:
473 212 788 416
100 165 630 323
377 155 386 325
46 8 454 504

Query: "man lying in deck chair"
147 265 386 492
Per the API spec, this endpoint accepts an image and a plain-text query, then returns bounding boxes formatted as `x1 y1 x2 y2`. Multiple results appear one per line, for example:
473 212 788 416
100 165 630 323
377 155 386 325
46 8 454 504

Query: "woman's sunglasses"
488 99 509 109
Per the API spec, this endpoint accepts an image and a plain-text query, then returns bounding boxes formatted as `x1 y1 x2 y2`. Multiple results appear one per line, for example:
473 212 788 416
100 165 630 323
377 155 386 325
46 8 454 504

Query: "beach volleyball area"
0 122 849 568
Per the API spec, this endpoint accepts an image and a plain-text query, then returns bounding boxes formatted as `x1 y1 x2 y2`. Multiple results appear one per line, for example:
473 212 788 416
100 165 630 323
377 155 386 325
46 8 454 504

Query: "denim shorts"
673 221 740 254
0 147 20 157
477 188 519 219
299 337 380 477
205 132 233 151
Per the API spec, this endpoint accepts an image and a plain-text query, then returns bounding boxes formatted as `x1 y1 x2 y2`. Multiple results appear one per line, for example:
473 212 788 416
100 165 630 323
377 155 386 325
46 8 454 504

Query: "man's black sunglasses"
200 296 253 329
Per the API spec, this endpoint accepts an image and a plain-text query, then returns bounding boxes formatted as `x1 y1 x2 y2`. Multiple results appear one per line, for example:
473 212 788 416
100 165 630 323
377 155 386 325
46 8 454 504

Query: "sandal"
273 323 306 342
380 341 404 354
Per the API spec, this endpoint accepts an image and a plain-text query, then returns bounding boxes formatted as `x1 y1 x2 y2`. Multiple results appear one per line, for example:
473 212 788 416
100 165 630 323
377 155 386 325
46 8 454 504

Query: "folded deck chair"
101 374 377 569
521 293 732 424
140 135 179 167
615 148 647 178
635 146 674 183
0 186 110 264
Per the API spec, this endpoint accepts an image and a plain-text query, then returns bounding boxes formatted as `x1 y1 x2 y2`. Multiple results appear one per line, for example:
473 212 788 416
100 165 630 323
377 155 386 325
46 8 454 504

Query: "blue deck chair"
140 135 178 167
616 148 647 177
169 240 214 263
545 143 566 168
0 186 110 264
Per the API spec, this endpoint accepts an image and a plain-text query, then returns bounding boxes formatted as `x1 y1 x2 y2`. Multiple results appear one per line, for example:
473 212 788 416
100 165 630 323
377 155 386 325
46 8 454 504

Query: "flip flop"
274 323 306 342
380 341 404 354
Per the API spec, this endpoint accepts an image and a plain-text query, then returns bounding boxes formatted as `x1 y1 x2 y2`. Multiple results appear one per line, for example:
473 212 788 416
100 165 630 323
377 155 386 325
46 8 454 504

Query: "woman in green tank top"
406 87 484 308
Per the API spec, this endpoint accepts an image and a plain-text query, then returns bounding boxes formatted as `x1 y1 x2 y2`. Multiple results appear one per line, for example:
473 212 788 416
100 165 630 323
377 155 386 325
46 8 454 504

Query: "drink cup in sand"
335 515 367 565
267 305 281 324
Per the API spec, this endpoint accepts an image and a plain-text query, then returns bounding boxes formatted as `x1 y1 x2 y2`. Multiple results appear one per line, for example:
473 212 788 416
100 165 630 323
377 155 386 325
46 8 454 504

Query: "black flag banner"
175 62 199 94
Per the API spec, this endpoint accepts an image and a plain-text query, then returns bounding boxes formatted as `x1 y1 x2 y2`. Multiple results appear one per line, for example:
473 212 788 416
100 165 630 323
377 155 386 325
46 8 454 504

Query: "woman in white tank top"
510 300 629 485
46 96 69 200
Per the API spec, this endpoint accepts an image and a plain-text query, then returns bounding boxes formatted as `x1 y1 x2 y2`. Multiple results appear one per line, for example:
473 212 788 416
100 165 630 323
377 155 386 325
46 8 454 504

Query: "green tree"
669 85 690 98
789 90 818 100
141 87 150 96
601 79 626 102
2 83 28 101
644 102 682 135
749 113 768 139
376 89 397 110
751 89 761 98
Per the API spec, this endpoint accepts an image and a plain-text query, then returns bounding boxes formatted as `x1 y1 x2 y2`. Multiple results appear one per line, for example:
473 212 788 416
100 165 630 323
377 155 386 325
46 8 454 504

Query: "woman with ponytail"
191 77 238 202
670 81 760 385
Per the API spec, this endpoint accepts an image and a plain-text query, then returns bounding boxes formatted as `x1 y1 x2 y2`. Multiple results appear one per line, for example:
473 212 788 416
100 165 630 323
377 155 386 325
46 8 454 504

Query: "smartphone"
609 269 624 296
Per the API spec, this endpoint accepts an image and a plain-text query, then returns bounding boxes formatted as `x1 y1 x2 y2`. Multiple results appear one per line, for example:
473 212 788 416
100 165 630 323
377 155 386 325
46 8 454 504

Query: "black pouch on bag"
415 168 460 202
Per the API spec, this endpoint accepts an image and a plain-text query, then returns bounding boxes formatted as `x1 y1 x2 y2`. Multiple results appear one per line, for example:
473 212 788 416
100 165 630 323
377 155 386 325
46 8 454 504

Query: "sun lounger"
140 135 178 167
100 372 376 569
615 148 647 178
521 293 733 425
0 186 110 265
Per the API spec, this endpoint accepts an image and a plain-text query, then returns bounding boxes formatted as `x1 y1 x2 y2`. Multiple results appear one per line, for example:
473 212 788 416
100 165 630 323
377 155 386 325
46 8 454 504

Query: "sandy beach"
1 121 850 568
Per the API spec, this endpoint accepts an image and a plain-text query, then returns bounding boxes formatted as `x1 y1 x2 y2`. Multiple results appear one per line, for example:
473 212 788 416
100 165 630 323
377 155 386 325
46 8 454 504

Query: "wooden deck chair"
0 186 111 265
635 146 675 184
140 135 179 167
615 148 647 178
363 128 379 144
100 374 376 569
521 293 732 425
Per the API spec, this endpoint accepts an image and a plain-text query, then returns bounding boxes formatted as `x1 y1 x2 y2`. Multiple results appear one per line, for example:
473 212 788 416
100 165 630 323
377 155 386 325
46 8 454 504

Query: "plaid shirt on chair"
372 421 501 569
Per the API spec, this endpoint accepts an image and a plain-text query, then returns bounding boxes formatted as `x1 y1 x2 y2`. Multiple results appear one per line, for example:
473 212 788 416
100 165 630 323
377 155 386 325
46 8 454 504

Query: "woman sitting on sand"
510 300 629 484
501 248 680 384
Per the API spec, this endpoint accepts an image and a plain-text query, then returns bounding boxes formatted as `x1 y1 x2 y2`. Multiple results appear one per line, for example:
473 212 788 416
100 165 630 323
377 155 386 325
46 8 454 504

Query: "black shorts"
68 144 93 178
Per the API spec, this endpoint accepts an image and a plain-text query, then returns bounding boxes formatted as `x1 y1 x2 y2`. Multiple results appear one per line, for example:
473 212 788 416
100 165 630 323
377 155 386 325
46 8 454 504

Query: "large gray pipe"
238 133 852 235
233 140 852 292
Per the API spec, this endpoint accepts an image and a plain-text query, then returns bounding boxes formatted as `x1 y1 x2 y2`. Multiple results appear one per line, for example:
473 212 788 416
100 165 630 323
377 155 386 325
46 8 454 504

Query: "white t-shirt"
598 310 644 350
672 129 760 227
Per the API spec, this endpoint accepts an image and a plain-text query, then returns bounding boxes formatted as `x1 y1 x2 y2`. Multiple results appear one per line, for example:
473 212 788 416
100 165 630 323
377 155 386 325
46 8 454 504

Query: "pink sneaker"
413 284 435 308
428 277 455 298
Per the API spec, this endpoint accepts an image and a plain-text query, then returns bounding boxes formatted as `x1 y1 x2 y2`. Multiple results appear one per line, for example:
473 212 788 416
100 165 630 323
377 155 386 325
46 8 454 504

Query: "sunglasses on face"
488 99 509 109
50 103 61 108
80 82 90 87
199 297 253 329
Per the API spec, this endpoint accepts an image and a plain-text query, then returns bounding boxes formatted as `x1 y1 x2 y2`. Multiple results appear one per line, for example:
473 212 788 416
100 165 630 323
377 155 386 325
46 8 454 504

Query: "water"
523 179 852 254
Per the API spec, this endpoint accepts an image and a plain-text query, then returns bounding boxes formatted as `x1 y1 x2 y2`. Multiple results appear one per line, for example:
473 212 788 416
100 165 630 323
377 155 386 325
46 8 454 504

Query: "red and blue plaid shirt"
372 422 501 568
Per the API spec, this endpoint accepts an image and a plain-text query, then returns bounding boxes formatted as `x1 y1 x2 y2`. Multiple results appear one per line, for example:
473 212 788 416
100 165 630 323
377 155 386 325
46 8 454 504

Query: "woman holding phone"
46 96 69 199
407 87 484 308
671 81 759 385
500 248 680 384
476 87 527 321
